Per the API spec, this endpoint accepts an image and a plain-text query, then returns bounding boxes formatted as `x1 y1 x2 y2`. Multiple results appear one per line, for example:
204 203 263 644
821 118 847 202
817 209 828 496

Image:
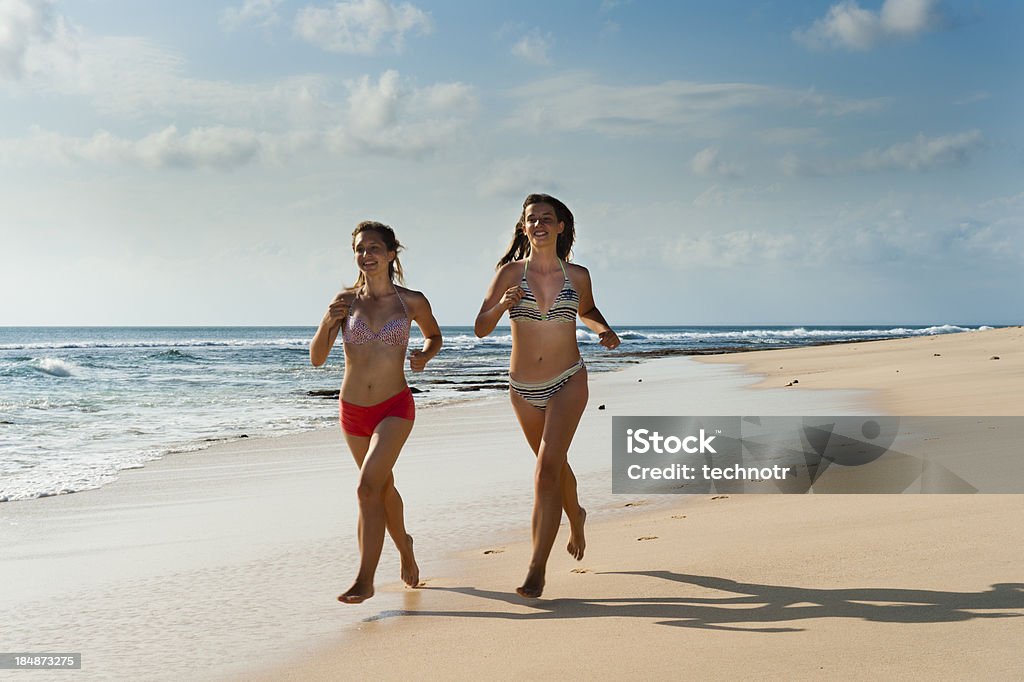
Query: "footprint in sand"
711 495 729 500
483 549 504 555
637 536 658 541
571 568 591 574
624 501 647 507
671 514 687 519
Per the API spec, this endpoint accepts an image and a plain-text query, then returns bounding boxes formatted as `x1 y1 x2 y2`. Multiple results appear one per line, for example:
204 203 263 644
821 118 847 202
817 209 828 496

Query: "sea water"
0 324 990 501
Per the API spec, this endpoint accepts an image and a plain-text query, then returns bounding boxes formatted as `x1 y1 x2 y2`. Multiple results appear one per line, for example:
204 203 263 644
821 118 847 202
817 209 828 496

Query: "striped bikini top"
342 287 411 347
509 259 579 324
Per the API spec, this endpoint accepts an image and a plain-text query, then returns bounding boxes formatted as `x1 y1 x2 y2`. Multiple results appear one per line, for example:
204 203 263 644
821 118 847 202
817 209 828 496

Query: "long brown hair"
496 193 575 269
351 220 405 289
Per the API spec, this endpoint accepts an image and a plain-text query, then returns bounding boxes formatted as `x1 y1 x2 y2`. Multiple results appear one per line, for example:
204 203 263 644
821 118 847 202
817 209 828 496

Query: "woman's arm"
310 291 353 366
408 292 443 372
573 266 621 350
475 264 522 338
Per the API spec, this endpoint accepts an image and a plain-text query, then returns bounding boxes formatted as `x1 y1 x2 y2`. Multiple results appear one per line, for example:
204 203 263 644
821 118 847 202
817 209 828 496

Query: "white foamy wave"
1 338 315 351
624 325 981 343
30 358 77 377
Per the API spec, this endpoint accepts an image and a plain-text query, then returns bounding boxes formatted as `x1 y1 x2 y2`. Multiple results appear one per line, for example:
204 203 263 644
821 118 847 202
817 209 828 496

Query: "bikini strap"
523 259 567 280
392 282 409 317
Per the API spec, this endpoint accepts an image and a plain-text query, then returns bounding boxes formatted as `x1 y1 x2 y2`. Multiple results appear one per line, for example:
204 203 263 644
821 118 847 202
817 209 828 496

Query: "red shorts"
339 387 416 437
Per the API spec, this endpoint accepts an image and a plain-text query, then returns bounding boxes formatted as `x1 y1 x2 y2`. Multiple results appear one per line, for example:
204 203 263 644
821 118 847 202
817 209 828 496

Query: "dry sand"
255 327 1024 681
697 326 1024 416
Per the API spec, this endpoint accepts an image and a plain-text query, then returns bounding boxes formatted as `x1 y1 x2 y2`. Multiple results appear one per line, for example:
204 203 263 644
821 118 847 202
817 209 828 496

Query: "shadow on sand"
364 572 1024 632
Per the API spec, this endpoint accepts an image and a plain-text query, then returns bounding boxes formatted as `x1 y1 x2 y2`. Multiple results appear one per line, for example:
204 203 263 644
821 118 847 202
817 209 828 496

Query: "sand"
4 327 1020 680
696 326 1024 416
252 327 1024 681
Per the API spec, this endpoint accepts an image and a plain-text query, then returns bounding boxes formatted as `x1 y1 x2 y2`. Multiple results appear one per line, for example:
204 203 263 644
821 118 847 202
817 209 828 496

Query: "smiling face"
522 202 564 250
352 230 394 278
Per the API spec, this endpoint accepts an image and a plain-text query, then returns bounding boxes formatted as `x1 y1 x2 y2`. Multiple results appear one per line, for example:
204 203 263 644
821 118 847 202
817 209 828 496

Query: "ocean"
0 324 992 501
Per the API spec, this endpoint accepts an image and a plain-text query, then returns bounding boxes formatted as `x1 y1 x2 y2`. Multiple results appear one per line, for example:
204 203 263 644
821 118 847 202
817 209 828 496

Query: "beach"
3 327 1022 680
254 327 1023 681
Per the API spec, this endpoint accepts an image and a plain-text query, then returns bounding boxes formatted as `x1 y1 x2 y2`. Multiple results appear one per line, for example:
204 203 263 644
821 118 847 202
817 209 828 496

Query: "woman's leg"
515 368 589 598
339 416 415 603
344 432 419 587
510 392 587 561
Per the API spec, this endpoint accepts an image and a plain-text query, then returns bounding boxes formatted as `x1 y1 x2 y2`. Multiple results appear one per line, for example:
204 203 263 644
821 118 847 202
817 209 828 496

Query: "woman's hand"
409 350 429 372
499 285 525 310
598 329 620 350
327 291 355 324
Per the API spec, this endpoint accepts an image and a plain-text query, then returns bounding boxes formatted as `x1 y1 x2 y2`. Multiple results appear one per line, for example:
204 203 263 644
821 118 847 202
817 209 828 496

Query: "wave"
29 358 77 377
604 325 981 344
1 326 993 351
1 338 316 351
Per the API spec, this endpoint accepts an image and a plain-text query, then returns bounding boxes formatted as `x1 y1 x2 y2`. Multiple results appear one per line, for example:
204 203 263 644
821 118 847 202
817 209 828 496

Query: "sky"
1 0 1021 326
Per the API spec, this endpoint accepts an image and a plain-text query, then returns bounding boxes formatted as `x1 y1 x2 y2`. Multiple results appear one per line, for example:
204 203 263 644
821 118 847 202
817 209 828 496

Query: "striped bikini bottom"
509 358 586 410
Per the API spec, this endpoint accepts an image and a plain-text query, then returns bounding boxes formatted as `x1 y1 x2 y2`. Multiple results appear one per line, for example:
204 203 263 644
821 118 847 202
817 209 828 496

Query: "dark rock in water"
308 389 340 399
240 434 249 438
409 387 424 394
638 378 643 382
455 384 509 392
990 356 1000 360
785 382 793 387
933 353 941 356
792 379 799 384
598 404 606 410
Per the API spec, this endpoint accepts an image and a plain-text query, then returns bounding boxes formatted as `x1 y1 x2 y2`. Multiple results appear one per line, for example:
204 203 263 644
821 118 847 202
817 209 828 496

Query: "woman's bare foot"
516 569 545 598
400 534 420 588
567 507 586 561
338 581 374 604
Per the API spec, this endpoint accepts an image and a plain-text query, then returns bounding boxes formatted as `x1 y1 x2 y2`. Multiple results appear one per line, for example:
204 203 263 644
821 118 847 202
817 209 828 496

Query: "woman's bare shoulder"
498 260 527 276
396 286 430 309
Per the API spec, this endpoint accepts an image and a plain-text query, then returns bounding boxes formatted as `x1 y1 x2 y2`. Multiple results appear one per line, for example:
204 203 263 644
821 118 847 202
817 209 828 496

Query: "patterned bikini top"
342 287 411 347
509 259 580 324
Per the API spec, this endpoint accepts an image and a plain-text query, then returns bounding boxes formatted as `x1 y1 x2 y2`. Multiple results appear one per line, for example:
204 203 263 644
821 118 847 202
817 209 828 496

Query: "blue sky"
1 0 1021 325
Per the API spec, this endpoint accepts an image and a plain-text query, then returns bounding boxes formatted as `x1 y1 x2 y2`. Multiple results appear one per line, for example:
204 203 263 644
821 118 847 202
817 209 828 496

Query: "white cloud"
954 91 990 106
794 0 944 51
0 70 476 168
693 183 781 208
781 130 984 176
511 29 553 65
330 69 476 157
599 0 631 13
0 125 315 170
668 230 804 268
505 72 884 135
476 157 559 198
221 0 285 31
979 191 1024 209
691 147 742 178
858 130 983 171
294 0 432 54
756 127 826 146
0 0 76 81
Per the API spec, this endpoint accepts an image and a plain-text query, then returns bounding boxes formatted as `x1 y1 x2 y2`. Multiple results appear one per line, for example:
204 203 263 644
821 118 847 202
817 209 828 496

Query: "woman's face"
353 231 394 276
522 202 564 248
